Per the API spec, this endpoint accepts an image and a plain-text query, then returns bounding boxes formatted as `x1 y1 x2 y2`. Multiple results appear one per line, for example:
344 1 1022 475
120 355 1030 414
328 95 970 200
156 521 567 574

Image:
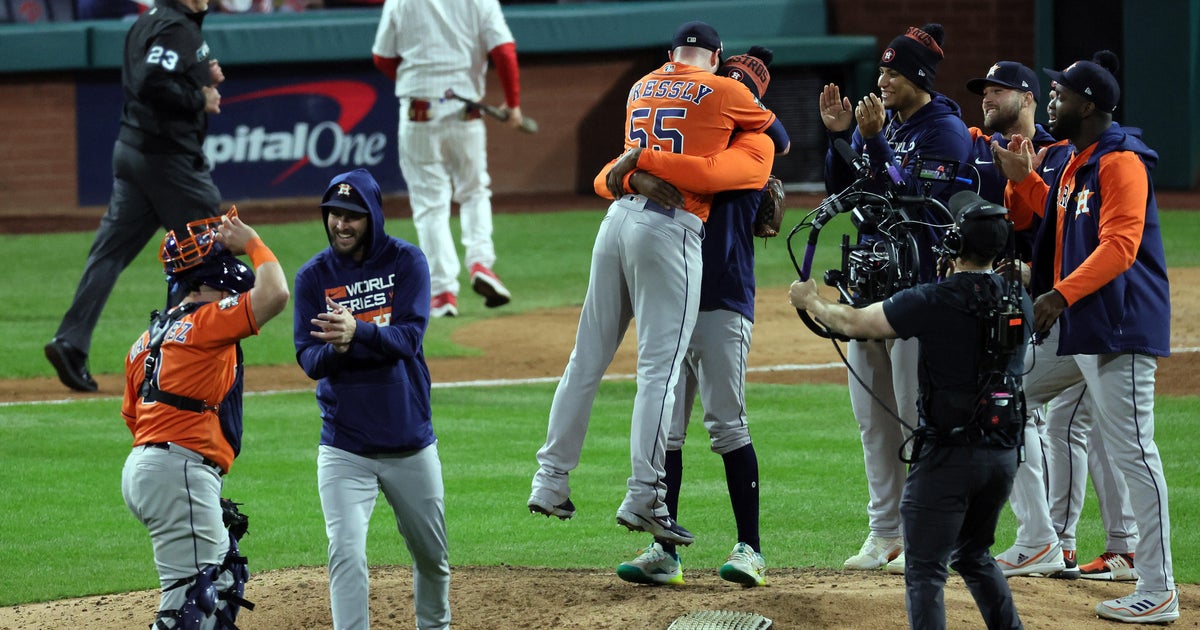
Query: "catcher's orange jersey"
122 295 260 473
595 61 776 221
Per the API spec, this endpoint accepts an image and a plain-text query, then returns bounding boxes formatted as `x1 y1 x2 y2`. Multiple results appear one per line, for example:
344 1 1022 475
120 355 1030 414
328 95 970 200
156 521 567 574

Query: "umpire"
46 0 224 392
790 190 1032 630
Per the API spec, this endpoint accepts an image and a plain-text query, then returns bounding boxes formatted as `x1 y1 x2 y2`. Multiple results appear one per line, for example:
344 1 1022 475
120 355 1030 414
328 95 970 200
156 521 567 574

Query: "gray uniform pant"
318 444 450 630
1010 325 1139 553
122 443 233 629
533 195 703 519
667 309 753 455
847 337 919 539
55 141 220 354
1008 325 1172 592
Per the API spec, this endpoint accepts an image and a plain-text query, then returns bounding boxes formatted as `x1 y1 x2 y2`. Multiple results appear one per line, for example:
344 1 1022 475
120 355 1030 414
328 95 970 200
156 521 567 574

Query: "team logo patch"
1075 186 1094 217
987 63 1000 77
338 183 353 197
219 295 241 310
728 69 744 81
882 48 895 63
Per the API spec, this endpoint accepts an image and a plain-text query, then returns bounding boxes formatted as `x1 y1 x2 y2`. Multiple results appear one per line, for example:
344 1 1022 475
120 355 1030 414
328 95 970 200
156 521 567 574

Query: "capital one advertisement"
76 67 405 206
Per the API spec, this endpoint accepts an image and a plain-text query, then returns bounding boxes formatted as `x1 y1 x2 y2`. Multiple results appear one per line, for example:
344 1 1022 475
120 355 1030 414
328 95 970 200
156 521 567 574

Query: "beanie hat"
1043 50 1120 112
880 23 945 93
720 46 773 98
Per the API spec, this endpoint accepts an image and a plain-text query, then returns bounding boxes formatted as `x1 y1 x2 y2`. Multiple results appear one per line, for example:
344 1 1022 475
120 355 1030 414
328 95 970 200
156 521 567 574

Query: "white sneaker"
844 534 903 570
616 542 683 585
885 551 905 574
995 541 1067 577
719 542 766 587
1095 589 1180 624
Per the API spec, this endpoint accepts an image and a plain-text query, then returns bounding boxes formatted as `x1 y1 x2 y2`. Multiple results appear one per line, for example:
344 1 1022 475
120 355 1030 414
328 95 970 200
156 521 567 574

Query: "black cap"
1043 55 1120 112
967 61 1040 100
321 181 370 214
671 20 721 53
949 191 1009 258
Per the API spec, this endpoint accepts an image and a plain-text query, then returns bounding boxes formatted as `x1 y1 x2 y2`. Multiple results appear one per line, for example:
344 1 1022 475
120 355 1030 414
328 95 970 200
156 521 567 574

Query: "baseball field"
1 195 1197 628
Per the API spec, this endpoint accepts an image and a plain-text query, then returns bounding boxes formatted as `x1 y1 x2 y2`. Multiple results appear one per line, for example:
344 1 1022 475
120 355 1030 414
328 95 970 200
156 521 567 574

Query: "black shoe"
616 509 694 546
44 337 98 392
528 496 576 520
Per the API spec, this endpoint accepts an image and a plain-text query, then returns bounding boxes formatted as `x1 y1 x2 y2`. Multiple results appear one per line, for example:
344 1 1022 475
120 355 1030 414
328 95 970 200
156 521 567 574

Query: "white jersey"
372 0 514 102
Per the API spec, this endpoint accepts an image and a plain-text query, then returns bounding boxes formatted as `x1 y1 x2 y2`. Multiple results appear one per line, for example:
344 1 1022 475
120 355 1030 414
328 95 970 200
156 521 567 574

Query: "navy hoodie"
293 169 436 454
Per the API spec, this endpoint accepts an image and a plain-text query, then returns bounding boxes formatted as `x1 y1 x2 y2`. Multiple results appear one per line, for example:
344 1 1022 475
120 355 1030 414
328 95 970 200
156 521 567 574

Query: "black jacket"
117 0 212 155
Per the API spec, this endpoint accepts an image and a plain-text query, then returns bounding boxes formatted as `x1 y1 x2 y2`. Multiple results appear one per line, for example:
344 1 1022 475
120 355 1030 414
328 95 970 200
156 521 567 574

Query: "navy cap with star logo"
966 61 1041 101
320 181 370 214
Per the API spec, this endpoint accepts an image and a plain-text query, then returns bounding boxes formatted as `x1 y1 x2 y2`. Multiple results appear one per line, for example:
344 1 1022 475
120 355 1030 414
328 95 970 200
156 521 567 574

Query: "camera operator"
816 22 972 573
790 190 1032 630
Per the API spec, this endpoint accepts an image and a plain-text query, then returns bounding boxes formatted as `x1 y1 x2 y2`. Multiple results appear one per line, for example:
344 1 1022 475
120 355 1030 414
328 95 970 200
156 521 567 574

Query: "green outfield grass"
2 383 1198 605
1 208 1197 605
8 209 1194 381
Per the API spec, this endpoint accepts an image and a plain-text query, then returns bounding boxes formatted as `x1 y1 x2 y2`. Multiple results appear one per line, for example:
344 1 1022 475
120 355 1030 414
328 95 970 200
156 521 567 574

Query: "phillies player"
372 0 521 318
529 21 776 546
122 209 289 629
294 169 450 630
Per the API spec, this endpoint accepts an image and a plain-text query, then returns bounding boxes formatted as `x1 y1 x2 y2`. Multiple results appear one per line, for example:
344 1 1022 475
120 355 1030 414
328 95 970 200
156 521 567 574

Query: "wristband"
245 237 278 268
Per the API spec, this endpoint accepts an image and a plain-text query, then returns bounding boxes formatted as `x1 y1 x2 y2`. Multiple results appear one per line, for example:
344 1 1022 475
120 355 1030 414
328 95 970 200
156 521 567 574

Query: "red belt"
408 99 482 122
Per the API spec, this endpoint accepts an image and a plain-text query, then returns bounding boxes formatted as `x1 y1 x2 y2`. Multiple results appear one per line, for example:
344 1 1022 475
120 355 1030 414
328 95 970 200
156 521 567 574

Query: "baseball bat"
444 89 539 134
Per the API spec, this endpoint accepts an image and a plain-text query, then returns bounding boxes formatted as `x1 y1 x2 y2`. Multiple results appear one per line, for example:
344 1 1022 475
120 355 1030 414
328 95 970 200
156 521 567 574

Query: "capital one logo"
206 81 388 185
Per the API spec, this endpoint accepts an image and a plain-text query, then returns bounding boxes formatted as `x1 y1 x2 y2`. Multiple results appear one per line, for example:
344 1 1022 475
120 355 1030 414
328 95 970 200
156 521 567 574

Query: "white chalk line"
7 348 1199 408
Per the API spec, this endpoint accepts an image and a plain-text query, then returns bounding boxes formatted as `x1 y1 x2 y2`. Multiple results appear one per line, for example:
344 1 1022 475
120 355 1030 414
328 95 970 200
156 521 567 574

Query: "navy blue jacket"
293 169 436 454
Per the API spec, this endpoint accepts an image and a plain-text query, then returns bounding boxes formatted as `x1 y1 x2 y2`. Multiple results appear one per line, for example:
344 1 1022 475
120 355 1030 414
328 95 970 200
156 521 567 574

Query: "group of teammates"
530 18 1176 628
45 0 1173 624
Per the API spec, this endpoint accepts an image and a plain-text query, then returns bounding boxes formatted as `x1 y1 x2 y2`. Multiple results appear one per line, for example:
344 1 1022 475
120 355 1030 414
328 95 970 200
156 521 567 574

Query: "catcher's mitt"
754 175 785 238
221 498 249 541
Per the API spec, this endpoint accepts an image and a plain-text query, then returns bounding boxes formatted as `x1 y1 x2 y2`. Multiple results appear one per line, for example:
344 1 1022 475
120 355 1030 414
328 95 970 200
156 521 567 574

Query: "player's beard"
331 228 367 260
983 99 1019 134
1049 108 1081 142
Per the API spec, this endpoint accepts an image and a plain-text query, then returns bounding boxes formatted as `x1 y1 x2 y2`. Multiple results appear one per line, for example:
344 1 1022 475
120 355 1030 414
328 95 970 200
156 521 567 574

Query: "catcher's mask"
160 207 255 295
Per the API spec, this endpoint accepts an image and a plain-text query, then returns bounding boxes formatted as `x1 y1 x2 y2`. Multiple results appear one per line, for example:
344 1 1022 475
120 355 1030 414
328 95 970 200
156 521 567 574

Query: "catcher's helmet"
160 208 255 294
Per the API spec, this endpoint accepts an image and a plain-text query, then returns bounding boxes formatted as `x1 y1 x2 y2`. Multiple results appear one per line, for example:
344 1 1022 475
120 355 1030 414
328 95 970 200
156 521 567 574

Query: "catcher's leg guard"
215 535 254 627
154 565 219 629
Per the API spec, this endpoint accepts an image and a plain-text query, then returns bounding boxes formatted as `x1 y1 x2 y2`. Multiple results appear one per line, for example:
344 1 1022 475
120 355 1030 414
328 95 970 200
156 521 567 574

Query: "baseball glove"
754 175 785 238
221 498 249 541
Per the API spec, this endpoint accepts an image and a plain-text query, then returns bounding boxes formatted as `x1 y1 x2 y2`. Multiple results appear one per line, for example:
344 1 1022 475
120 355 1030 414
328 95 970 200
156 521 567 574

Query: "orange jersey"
633 131 774 194
122 294 260 473
594 62 776 221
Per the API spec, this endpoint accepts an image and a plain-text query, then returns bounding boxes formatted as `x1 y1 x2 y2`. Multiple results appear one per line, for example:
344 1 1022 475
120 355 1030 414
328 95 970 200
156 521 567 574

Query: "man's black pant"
901 443 1023 630
55 141 220 354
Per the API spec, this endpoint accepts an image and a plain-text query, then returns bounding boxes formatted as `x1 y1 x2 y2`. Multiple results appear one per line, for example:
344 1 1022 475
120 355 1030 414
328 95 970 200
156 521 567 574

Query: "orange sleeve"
593 157 620 199
723 81 776 134
968 126 986 141
1054 152 1148 305
635 133 774 194
1004 174 1050 232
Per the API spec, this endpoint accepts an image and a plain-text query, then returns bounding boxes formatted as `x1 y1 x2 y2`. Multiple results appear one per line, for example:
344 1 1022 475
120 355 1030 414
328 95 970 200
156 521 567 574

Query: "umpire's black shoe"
44 337 98 392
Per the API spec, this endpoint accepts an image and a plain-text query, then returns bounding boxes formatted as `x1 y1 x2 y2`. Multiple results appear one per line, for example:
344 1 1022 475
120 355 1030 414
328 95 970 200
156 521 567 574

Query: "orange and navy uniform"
1005 122 1170 356
594 61 776 221
122 294 260 473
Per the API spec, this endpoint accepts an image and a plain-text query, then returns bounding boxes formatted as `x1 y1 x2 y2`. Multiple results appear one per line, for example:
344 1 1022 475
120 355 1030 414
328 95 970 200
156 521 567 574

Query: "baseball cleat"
616 509 694 546
617 542 684 586
1051 549 1081 580
430 291 458 318
995 541 1067 577
1095 589 1179 624
469 263 511 308
45 337 98 392
885 551 906 575
528 496 575 520
1080 551 1138 581
844 534 903 570
719 542 766 587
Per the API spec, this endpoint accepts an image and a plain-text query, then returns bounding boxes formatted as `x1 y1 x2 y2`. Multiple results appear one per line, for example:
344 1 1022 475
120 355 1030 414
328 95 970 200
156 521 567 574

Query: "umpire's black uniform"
51 0 221 378
883 271 1032 630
